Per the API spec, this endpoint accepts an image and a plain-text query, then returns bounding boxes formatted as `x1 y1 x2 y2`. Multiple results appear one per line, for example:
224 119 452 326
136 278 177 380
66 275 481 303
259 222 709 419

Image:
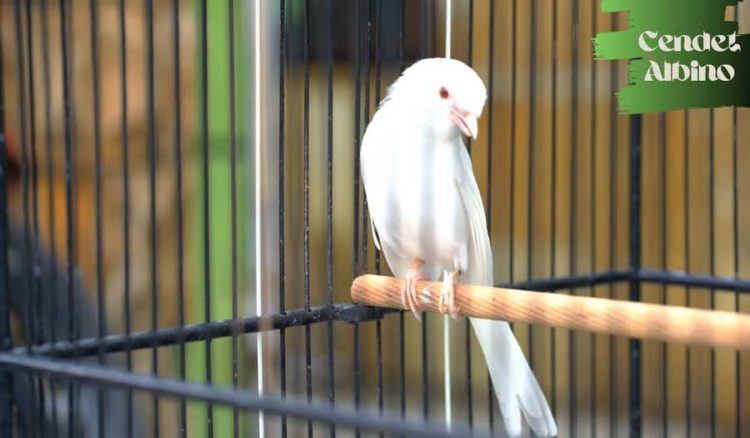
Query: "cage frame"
0 0 749 436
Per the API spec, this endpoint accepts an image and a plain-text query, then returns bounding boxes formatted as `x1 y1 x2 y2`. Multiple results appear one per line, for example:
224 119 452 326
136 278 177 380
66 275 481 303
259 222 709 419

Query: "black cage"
1 0 749 437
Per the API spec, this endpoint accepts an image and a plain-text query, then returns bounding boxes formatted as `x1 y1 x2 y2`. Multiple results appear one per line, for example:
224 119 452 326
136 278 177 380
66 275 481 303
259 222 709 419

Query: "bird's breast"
364 140 469 272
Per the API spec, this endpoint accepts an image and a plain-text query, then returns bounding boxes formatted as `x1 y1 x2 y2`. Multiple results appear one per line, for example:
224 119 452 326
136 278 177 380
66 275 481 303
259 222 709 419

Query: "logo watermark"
594 0 750 114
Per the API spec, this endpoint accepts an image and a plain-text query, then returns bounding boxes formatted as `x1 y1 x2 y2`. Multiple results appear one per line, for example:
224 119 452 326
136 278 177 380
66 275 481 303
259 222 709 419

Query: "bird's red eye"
439 87 450 99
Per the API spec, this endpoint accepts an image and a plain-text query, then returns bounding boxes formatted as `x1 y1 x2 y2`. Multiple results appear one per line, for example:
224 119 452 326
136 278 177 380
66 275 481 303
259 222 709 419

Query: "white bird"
360 58 557 437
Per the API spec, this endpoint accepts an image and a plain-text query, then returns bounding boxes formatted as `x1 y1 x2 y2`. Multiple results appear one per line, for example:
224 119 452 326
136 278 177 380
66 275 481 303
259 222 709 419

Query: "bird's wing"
455 146 558 437
453 167 492 287
360 106 407 273
360 111 382 254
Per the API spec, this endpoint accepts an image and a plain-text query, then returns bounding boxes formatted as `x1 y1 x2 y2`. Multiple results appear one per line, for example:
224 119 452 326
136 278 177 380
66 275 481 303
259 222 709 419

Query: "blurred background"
2 0 750 437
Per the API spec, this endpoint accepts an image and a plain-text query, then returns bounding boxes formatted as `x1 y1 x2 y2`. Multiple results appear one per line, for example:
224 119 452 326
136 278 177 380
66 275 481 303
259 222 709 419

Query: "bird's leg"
439 270 461 320
402 259 428 321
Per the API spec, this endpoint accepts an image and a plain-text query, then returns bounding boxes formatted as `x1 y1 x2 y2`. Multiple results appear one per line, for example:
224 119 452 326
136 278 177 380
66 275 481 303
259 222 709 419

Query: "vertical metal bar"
277 1 287 436
489 0 497 264
528 0 537 371
70 13 81 430
302 0 313 435
23 0 47 432
443 0 452 424
609 11 618 437
58 0 76 433
465 0 474 425
253 1 264 434
373 2 383 433
0 14 14 436
464 316 472 429
24 0 42 350
145 1 161 435
302 0 311 317
569 0 580 434
171 0 186 435
398 1 407 427
732 43 740 438
733 9 740 433
325 0 336 436
660 112 668 437
375 319 382 436
399 0 406 73
709 107 716 437
361 0 371 279
420 0 430 421
199 0 214 435
43 0 55 332
15 9 40 431
353 0 363 432
41 0 59 432
684 109 692 437
228 0 240 436
420 0 428 56
467 0 473 65
488 0 499 431
372 0 382 333
88 0 107 434
14 0 32 361
550 0 558 420
507 0 515 288
375 313 383 433
373 0 382 277
357 1 372 435
628 109 643 437
352 0 361 288
71 0 82 429
13 0 33 433
353 321 361 437
119 0 134 434
590 4 597 436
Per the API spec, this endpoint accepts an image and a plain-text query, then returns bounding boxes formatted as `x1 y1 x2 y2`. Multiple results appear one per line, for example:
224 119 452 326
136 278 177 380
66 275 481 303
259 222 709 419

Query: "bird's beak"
450 107 478 139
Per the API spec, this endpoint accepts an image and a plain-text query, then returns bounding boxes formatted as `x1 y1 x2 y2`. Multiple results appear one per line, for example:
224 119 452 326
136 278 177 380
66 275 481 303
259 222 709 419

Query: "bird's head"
388 58 487 140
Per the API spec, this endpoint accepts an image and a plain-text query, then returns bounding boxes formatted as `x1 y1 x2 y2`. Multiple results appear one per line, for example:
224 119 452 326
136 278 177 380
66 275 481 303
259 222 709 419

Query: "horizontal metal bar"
509 268 750 293
0 353 479 438
504 269 633 291
16 272 619 358
15 303 391 358
12 269 750 360
636 269 750 293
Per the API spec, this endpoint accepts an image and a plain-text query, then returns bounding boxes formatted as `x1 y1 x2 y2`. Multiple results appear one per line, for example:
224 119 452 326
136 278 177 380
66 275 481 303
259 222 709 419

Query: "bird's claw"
402 274 421 321
402 260 427 321
439 270 461 320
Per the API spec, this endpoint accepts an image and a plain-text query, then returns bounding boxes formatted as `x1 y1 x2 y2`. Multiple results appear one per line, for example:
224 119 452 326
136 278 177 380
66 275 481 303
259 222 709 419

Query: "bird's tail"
456 172 557 436
469 318 557 436
464 238 557 436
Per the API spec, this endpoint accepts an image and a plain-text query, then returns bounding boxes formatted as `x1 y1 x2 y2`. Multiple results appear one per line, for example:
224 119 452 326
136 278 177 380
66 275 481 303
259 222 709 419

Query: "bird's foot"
439 270 461 320
402 259 428 321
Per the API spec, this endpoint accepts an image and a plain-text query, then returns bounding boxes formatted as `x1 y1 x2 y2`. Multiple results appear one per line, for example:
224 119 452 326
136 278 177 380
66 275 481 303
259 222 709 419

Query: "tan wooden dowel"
351 275 750 350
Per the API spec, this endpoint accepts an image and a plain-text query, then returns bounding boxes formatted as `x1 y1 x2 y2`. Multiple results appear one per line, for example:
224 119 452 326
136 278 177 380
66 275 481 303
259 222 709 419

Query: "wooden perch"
351 275 750 351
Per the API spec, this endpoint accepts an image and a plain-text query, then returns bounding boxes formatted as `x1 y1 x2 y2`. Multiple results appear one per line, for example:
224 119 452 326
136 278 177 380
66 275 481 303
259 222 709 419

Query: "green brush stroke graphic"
594 0 750 113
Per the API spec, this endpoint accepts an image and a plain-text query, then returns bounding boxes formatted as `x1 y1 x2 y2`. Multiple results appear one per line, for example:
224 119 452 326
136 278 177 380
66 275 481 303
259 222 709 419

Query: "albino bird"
360 58 557 437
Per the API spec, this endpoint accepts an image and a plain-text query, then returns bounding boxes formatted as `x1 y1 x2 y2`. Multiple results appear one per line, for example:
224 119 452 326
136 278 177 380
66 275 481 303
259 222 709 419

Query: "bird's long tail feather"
456 172 557 437
470 318 557 436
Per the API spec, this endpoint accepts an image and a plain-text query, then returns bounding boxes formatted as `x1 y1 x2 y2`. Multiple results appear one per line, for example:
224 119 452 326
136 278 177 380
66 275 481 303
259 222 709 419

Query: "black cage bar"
0 0 749 437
